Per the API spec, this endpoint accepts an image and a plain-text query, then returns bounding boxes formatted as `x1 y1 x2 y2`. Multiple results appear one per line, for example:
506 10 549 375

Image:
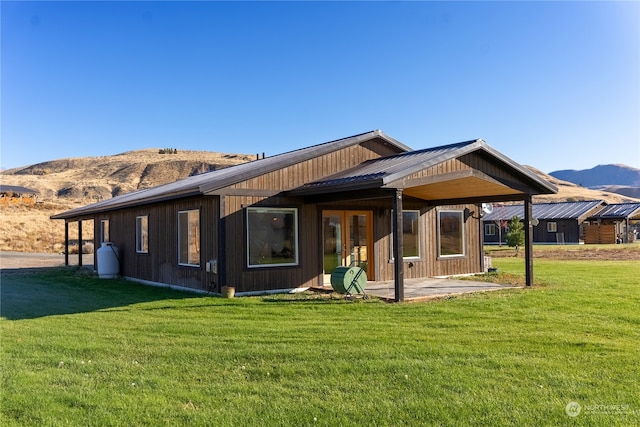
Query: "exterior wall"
92 195 220 292
222 194 482 292
0 193 37 205
222 194 319 293
535 219 580 244
584 223 617 244
484 219 581 244
376 202 482 279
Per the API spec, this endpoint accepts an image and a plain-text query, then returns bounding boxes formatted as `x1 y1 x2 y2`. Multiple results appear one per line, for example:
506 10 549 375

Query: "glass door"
322 210 373 284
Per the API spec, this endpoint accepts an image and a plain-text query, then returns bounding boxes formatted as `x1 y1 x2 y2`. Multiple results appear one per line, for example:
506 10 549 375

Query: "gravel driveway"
0 251 94 270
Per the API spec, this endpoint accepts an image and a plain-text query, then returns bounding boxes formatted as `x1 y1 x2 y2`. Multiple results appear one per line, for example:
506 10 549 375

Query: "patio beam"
392 189 404 302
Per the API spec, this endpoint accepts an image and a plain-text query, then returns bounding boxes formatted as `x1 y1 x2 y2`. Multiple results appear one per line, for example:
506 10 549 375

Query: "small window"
136 215 149 253
547 222 558 233
247 207 298 267
390 210 420 259
100 220 110 243
178 210 200 266
485 223 496 236
438 210 465 257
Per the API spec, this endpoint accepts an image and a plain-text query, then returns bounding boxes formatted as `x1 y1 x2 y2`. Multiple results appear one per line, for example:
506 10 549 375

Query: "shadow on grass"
1 266 203 320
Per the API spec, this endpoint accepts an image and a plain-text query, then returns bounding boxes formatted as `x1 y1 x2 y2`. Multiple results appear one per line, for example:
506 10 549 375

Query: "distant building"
482 200 606 244
0 185 38 205
584 203 640 244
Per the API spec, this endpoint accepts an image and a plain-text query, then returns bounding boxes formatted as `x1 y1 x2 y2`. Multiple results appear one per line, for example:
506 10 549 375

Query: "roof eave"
51 188 202 220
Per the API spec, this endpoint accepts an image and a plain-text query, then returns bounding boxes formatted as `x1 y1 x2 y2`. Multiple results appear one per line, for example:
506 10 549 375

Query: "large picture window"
136 215 149 253
390 210 420 259
438 210 465 257
247 207 298 267
178 210 200 266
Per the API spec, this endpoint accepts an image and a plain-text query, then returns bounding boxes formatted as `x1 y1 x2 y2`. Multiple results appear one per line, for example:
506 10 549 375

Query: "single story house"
583 202 640 244
52 130 557 301
482 200 606 244
0 184 38 205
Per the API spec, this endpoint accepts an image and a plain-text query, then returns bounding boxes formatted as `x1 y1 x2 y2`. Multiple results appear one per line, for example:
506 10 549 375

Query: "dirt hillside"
1 149 253 253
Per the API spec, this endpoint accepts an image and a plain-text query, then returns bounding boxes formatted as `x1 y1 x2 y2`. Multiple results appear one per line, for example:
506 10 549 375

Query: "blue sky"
2 1 639 173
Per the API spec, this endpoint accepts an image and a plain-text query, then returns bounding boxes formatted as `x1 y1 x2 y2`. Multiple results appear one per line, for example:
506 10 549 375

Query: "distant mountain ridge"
549 164 640 200
550 164 640 187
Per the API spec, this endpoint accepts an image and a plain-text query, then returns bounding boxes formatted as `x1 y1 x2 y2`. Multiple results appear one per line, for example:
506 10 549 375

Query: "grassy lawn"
1 260 639 426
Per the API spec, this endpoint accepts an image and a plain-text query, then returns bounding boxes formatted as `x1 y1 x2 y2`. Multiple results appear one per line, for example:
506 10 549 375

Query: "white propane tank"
97 242 120 278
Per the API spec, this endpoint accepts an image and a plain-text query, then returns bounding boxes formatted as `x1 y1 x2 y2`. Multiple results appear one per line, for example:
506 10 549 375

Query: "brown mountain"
1 149 255 202
0 149 254 253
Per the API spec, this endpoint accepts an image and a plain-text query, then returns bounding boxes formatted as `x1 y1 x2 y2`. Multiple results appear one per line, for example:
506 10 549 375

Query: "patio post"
524 196 533 286
392 189 404 302
78 220 83 267
64 221 69 266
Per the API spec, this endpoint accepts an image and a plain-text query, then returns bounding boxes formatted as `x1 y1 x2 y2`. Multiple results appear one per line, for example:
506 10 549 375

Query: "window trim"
437 209 466 258
547 222 558 233
485 223 496 236
135 215 149 254
178 209 200 267
246 207 299 268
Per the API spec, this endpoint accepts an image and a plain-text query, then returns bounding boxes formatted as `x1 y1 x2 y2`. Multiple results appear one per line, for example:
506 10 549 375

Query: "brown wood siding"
222 194 319 292
584 224 617 244
374 202 482 280
404 154 531 190
92 196 220 292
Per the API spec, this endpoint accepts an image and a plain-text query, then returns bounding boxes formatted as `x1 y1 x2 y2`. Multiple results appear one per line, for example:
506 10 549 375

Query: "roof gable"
291 139 557 199
587 203 640 220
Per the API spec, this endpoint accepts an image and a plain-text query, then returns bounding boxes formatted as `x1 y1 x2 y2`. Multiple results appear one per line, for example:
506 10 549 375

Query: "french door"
322 210 373 284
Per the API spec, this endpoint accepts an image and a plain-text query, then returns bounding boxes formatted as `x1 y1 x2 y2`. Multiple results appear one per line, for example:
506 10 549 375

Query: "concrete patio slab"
364 277 519 302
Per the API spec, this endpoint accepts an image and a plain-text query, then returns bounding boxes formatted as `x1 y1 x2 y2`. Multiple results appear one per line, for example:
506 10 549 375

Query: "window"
390 210 420 259
136 215 149 253
178 210 200 266
100 220 109 243
438 210 465 257
547 222 558 233
247 207 298 267
485 223 496 236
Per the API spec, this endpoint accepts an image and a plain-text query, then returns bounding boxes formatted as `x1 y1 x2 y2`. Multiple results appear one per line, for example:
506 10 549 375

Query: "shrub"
506 215 525 253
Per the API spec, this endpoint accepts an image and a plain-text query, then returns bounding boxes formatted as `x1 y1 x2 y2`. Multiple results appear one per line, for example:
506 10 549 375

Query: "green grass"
2 262 639 426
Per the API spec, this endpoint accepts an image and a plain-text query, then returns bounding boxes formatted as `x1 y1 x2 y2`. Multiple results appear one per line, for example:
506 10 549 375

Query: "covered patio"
292 138 558 301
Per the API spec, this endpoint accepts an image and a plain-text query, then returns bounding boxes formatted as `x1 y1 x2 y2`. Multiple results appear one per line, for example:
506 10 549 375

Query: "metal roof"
0 185 38 194
482 200 606 222
587 203 640 220
51 130 410 219
291 139 557 196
